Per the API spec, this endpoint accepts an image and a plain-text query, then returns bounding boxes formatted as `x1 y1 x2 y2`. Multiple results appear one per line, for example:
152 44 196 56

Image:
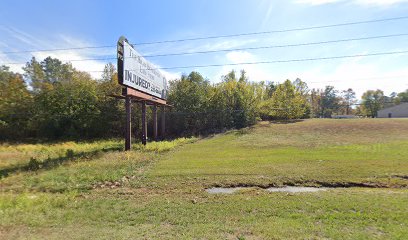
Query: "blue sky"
0 0 407 98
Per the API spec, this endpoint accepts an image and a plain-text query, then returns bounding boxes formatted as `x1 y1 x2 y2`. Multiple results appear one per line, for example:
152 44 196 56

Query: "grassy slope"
1 119 408 239
151 119 408 188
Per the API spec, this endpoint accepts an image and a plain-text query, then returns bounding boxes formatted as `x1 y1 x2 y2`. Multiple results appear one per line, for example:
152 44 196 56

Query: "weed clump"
28 157 41 171
66 149 74 158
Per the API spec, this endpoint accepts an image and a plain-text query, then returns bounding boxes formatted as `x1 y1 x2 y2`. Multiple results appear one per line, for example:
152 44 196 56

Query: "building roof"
378 102 408 113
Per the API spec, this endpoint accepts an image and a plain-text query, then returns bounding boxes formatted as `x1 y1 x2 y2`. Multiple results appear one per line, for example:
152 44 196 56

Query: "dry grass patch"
236 118 408 148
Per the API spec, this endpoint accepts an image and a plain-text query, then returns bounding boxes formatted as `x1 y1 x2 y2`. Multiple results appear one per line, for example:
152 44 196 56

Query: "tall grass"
0 140 123 169
134 137 197 153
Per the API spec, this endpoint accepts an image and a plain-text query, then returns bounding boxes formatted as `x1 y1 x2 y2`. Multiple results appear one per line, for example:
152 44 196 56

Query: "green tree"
96 63 125 137
166 70 262 135
41 57 74 83
23 56 75 92
293 78 311 118
0 66 33 139
262 80 309 120
214 70 260 128
293 78 309 96
33 70 100 139
23 57 45 92
341 88 356 115
320 86 340 118
167 71 211 135
361 89 385 118
395 89 408 104
265 81 277 98
310 88 322 118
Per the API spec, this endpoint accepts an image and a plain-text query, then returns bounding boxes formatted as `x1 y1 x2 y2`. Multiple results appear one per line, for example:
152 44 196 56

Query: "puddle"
266 186 326 193
206 186 327 194
205 187 246 194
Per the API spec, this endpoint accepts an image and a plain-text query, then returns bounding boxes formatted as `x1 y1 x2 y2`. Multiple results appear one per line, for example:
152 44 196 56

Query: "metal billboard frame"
117 36 169 150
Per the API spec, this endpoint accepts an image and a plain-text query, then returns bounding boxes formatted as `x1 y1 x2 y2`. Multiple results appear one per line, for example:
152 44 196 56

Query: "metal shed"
377 102 408 118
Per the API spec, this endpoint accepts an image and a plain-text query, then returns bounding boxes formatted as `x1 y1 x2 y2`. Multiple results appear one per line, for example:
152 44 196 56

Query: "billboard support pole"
125 95 132 151
161 106 165 140
141 101 147 145
153 105 158 141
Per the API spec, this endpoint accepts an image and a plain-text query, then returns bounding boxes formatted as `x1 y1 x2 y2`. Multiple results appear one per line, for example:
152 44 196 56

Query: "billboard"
117 37 167 100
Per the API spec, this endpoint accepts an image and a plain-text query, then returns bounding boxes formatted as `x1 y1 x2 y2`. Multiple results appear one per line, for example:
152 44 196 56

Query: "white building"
377 103 408 118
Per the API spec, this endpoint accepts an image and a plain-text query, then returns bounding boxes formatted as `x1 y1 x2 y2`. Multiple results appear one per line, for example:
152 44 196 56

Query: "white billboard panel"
120 41 167 99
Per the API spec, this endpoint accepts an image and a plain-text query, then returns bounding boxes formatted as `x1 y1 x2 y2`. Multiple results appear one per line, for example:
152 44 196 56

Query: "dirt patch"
211 180 398 189
92 175 136 189
392 175 408 180
206 186 326 194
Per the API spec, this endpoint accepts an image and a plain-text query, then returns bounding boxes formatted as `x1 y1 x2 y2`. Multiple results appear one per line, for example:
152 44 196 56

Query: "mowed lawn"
151 119 408 188
1 119 408 239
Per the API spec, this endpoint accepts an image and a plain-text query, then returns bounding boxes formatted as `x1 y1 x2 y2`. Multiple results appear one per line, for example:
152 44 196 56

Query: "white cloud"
285 58 408 97
226 51 256 63
32 51 107 79
212 51 276 82
209 50 408 98
161 69 181 81
0 27 114 78
296 0 408 6
355 0 408 5
296 0 342 5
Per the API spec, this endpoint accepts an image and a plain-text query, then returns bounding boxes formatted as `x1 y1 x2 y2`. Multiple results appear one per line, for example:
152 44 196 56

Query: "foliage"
94 63 125 137
341 88 357 115
23 57 75 92
0 66 33 140
320 86 340 117
167 71 212 135
2 59 126 140
2 56 408 141
260 79 309 120
167 70 262 136
212 70 261 128
395 89 408 104
361 89 385 117
33 73 100 138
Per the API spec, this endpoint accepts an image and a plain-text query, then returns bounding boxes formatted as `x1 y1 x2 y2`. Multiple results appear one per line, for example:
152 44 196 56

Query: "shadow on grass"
270 119 305 124
0 146 122 179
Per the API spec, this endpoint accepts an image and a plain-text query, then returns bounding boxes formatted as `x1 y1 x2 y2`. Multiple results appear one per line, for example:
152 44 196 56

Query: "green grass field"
1 119 408 239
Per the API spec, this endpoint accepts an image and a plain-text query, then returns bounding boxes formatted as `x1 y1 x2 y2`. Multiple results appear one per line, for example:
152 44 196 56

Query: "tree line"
1 56 407 140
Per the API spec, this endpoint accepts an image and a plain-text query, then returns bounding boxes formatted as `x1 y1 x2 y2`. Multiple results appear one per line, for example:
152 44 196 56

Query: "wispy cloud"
261 1 276 29
139 38 257 57
198 39 258 52
296 0 408 6
0 26 114 78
